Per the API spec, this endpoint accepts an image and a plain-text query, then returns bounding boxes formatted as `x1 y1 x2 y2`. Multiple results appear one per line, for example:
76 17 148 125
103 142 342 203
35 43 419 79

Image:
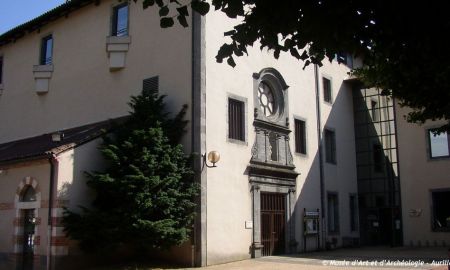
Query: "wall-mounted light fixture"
203 151 220 168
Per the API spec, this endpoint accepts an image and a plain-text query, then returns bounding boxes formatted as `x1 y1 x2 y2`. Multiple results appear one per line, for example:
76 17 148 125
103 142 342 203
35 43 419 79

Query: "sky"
0 0 66 35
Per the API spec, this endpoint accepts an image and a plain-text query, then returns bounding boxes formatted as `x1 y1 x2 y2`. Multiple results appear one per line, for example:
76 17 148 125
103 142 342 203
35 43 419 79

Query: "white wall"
0 0 193 150
204 10 358 264
396 105 450 247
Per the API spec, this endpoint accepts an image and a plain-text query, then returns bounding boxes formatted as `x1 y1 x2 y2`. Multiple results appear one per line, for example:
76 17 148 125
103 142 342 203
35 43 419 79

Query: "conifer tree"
63 88 198 253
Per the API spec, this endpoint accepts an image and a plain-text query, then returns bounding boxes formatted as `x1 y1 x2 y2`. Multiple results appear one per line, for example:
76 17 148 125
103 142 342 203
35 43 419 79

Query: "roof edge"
0 0 97 46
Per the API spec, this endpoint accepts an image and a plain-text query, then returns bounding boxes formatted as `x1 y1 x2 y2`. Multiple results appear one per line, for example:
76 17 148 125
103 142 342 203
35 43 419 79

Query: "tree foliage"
62 88 198 253
134 0 450 131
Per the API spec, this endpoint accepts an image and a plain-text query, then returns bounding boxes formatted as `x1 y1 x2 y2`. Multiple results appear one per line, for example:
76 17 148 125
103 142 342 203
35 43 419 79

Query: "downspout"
314 64 326 250
47 154 58 270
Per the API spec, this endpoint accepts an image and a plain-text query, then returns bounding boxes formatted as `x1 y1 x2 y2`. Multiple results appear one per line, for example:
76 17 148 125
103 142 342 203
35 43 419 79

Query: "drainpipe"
314 64 326 250
47 154 58 270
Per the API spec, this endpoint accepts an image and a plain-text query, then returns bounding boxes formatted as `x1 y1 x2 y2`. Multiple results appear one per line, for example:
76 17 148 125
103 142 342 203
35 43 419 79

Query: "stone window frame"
425 126 450 161
110 1 130 37
253 68 290 127
327 191 340 235
429 188 450 232
0 53 4 93
226 93 248 145
349 193 359 232
324 127 337 164
293 115 308 157
322 75 333 105
39 34 53 66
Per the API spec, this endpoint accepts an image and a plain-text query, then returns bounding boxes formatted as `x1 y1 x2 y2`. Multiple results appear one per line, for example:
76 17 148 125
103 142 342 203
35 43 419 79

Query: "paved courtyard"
199 247 449 270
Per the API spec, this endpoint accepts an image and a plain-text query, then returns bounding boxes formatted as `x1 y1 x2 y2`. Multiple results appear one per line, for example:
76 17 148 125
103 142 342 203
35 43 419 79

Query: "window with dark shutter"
349 195 358 231
295 119 306 154
143 76 159 93
0 56 3 85
323 77 332 103
228 98 245 141
40 35 53 65
327 193 340 234
325 129 336 164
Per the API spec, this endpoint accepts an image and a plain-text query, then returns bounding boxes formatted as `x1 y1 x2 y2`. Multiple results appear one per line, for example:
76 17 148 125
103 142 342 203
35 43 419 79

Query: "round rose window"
258 82 276 117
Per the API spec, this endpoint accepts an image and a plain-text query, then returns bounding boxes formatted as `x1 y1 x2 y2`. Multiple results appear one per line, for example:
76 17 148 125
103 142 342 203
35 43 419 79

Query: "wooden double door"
261 192 286 256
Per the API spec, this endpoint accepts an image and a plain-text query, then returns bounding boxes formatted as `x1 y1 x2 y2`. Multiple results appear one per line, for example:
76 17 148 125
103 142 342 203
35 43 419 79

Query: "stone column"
251 184 263 257
288 188 297 253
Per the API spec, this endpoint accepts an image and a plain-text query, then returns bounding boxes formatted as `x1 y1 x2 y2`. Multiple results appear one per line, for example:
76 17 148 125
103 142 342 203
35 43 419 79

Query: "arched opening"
19 185 37 270
21 185 37 202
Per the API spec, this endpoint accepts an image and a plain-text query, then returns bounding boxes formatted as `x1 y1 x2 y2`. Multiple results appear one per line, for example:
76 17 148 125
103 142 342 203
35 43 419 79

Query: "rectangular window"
325 129 336 164
0 56 3 85
349 195 358 231
337 52 347 65
371 100 379 122
327 193 339 234
295 119 306 154
431 190 450 231
373 144 384 172
228 98 245 141
40 35 53 65
336 52 353 68
428 129 450 158
112 3 129 36
323 77 332 103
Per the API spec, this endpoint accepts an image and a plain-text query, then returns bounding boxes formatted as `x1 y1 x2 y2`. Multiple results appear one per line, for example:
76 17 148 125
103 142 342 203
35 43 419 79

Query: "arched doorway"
14 177 41 270
21 185 37 270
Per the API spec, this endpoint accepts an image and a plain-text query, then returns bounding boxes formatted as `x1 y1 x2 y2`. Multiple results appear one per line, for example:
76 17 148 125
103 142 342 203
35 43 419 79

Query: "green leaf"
160 17 175 28
142 0 155 9
191 0 210 15
274 49 280 59
159 6 169 17
227 56 236 67
290 48 301 59
155 0 164 7
224 30 236 36
177 15 189 28
176 6 189 17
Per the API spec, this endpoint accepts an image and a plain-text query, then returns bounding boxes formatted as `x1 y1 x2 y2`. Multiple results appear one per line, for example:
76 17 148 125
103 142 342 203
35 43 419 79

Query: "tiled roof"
0 0 96 46
0 116 127 165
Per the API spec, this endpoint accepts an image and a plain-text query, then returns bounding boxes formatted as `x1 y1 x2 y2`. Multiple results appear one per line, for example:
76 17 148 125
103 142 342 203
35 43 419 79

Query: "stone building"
0 0 448 269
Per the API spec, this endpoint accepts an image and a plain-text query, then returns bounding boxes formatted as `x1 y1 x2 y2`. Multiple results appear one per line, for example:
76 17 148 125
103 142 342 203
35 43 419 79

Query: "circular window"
257 82 277 117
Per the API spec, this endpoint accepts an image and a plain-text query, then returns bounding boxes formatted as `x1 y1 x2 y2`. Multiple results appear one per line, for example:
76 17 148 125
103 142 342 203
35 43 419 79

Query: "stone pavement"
199 247 450 270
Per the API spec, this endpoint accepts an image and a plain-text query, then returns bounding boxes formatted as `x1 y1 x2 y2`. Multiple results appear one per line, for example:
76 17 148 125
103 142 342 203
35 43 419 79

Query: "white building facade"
3 1 447 270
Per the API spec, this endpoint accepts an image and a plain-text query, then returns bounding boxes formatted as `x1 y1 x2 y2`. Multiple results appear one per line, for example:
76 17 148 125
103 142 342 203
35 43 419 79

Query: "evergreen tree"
63 88 198 253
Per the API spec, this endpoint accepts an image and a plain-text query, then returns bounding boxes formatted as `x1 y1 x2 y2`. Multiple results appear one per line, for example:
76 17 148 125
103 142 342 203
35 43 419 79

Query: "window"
336 52 353 68
428 129 450 158
112 3 129 36
40 35 53 65
324 129 336 164
0 56 3 85
323 77 332 103
327 193 339 234
371 100 379 122
431 190 450 231
349 195 358 231
228 98 245 141
295 119 306 154
373 144 384 172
